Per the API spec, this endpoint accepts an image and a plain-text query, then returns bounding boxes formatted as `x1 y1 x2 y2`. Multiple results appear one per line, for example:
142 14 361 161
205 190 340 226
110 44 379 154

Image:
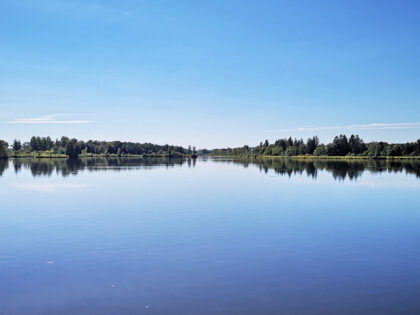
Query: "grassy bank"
210 155 420 160
9 152 197 159
79 153 196 158
288 155 420 160
10 153 68 158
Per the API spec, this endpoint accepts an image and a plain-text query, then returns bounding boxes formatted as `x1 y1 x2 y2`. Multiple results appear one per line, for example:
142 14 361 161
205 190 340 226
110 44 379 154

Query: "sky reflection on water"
0 157 420 314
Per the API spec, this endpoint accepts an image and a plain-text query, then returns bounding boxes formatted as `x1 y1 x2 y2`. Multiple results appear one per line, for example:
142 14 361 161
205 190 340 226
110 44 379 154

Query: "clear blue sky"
1 0 419 148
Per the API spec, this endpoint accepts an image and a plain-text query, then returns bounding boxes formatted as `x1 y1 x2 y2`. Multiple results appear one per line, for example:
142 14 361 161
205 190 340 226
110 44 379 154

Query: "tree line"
1 137 197 158
210 135 420 157
0 140 8 158
2 135 420 159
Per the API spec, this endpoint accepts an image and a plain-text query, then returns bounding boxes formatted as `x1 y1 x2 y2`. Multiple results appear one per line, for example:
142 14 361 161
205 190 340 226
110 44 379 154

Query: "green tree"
285 146 298 156
314 144 327 156
349 135 367 154
65 139 82 158
30 136 39 151
61 136 70 148
263 147 272 155
329 135 349 156
390 144 402 156
272 147 283 156
0 140 9 158
12 139 22 151
305 136 319 154
367 142 385 157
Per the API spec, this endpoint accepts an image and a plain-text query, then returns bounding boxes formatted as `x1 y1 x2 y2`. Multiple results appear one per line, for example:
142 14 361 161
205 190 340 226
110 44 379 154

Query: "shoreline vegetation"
1 134 420 160
7 152 195 159
211 155 420 160
210 134 420 159
0 137 198 159
6 154 420 160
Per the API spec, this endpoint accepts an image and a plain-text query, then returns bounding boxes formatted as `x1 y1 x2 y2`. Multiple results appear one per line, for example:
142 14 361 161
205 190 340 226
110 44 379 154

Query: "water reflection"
7 157 188 177
1 157 419 180
211 157 420 180
0 158 8 176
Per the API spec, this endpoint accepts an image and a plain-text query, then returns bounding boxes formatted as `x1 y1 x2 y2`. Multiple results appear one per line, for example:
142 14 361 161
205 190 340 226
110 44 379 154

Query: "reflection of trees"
312 161 366 181
14 163 21 174
5 157 420 180
214 157 420 180
0 159 9 176
10 157 187 177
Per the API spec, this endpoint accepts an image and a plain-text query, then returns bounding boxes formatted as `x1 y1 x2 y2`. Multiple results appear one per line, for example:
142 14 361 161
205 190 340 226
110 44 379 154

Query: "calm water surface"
1 157 420 314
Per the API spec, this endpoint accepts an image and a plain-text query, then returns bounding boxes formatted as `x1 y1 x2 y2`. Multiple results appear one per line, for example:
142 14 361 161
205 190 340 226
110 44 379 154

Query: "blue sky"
1 0 419 148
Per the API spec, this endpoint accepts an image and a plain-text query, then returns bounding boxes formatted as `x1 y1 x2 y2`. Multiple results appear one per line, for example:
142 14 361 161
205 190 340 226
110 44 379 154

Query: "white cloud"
349 122 420 130
268 122 420 133
7 114 95 124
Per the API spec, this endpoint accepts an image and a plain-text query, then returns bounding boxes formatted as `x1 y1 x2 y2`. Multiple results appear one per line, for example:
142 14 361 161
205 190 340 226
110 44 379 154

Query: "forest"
1 135 420 159
210 135 420 158
0 137 196 158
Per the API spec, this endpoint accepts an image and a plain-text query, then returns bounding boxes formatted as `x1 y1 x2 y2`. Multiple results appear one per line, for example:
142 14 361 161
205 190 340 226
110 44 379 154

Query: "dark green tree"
65 139 82 158
0 140 8 158
314 144 327 156
12 139 22 151
305 136 319 154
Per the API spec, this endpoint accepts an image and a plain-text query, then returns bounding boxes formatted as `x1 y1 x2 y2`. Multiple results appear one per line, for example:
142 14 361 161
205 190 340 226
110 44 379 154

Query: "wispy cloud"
266 122 420 133
7 114 95 124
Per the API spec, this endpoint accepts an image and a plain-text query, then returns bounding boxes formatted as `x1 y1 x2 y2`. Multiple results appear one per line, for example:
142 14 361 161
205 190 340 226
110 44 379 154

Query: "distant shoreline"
2 134 420 160
210 155 420 160
8 153 198 159
6 153 420 160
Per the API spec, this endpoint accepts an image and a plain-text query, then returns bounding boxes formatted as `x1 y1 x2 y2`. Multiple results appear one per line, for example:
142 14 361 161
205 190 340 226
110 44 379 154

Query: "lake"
1 157 420 314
